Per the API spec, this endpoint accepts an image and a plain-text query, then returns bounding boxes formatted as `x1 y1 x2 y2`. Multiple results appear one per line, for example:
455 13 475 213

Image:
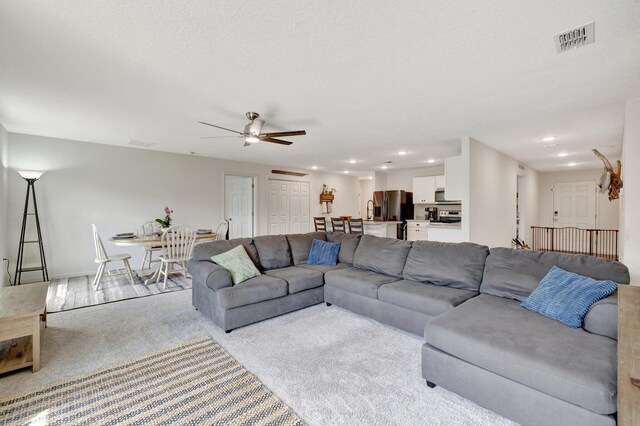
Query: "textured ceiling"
1 1 639 174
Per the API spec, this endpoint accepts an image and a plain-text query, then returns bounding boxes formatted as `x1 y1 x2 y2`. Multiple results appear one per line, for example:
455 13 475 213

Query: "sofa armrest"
583 293 618 340
187 260 233 291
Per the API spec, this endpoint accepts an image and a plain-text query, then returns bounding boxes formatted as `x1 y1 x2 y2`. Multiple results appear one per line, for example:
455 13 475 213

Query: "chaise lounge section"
421 248 630 426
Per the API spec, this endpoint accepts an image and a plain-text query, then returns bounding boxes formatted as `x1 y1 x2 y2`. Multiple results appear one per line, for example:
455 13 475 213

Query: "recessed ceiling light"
344 170 350 174
567 162 577 167
381 165 388 169
311 165 318 170
398 151 407 155
368 176 372 180
349 159 357 164
427 159 436 163
541 136 556 142
557 152 568 157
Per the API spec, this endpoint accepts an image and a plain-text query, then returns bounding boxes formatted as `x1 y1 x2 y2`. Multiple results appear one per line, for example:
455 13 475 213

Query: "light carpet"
0 337 305 426
0 290 517 426
46 272 191 312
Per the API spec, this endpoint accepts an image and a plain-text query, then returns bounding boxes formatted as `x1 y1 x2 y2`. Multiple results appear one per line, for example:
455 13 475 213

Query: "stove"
432 210 461 224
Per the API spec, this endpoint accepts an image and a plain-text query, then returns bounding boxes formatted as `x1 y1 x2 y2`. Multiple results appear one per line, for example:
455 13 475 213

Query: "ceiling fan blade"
198 121 244 135
261 130 306 137
261 137 293 146
200 136 243 139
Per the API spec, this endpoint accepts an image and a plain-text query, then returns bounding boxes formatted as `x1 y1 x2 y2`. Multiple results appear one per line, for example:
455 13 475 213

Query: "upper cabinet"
435 175 446 189
444 156 465 201
413 176 436 204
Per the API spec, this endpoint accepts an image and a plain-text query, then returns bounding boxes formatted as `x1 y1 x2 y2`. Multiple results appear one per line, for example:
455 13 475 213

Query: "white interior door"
268 179 311 235
225 175 254 239
553 181 596 228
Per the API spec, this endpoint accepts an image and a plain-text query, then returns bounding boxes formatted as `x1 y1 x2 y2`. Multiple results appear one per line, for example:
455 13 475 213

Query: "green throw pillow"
210 245 261 285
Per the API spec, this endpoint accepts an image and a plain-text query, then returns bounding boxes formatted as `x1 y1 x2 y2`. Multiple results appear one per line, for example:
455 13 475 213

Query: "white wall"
537 169 619 229
621 99 640 284
373 171 387 192
358 179 373 218
467 137 518 248
6 133 359 279
0 123 8 286
383 165 444 192
519 165 540 243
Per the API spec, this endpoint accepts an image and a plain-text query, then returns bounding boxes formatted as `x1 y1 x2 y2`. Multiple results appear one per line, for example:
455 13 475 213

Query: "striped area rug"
0 337 306 426
47 272 192 313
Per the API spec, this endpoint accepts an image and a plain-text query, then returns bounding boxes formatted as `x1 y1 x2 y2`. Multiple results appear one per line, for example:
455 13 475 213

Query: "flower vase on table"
155 206 173 233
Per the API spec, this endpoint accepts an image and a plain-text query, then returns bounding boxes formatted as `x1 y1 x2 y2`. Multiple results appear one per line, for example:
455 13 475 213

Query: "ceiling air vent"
554 22 595 53
127 139 156 148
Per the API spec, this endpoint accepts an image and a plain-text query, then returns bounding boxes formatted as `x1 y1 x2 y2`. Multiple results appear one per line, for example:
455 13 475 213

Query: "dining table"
109 233 217 284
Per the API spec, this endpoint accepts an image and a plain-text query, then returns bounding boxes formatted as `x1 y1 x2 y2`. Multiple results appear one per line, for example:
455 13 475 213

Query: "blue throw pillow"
307 239 341 266
521 265 618 328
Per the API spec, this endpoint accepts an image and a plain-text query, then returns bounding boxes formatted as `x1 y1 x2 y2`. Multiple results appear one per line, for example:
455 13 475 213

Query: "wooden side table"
618 284 640 425
0 282 49 373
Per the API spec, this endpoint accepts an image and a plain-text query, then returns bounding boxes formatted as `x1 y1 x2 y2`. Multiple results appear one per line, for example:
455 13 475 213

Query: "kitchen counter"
363 221 403 224
428 222 462 229
407 220 462 229
362 221 401 238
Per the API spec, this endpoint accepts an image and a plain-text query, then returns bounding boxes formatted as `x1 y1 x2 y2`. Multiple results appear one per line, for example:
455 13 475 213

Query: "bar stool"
348 218 364 235
331 217 346 232
314 217 327 232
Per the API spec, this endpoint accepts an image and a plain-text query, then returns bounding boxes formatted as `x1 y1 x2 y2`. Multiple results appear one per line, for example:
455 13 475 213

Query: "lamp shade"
17 170 44 180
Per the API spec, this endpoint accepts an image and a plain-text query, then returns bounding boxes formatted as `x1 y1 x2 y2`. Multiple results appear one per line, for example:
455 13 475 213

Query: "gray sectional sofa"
187 231 630 426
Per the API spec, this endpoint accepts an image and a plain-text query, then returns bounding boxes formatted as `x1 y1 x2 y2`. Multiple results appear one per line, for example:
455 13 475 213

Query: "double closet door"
268 180 310 235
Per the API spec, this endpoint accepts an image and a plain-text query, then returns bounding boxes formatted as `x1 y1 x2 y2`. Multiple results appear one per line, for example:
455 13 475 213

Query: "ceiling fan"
199 112 306 146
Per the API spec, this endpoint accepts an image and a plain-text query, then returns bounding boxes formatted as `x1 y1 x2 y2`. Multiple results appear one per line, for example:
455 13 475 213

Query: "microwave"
435 189 460 205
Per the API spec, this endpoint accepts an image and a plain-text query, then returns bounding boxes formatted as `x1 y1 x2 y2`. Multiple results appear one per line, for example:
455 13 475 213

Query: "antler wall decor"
592 149 623 201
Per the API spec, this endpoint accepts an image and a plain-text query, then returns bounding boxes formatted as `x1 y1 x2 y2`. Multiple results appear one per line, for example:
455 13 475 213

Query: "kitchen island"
406 220 464 242
362 221 403 238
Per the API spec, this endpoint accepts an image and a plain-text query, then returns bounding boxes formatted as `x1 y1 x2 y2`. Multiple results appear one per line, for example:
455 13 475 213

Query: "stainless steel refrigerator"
372 190 414 238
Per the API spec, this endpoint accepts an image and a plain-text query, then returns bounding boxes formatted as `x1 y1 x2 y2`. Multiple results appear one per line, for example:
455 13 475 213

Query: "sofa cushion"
480 247 630 301
353 235 412 278
583 293 618 340
307 239 340 266
402 241 489 291
264 266 324 294
378 280 477 317
210 245 261 285
216 274 288 309
297 263 351 274
521 266 618 328
253 235 293 270
425 294 617 414
324 267 399 299
286 232 327 265
191 238 260 269
326 232 361 264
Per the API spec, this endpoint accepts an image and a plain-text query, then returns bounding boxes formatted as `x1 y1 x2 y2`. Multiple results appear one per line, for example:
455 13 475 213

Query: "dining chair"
215 220 229 240
158 225 197 289
331 217 346 232
91 224 135 290
348 218 364 235
314 217 327 232
140 220 162 270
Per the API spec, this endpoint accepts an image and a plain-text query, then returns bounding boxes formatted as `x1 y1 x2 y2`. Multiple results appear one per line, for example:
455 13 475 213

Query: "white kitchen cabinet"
444 156 465 201
435 175 446 189
406 221 429 241
428 227 465 243
412 176 435 204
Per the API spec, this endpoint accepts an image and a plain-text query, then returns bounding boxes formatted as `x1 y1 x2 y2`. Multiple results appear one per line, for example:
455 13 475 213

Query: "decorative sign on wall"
319 184 336 213
592 149 623 201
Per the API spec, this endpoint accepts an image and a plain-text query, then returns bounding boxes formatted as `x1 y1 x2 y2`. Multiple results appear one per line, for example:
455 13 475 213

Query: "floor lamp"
15 170 49 285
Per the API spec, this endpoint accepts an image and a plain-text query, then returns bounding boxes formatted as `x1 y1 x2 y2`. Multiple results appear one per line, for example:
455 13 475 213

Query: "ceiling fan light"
245 135 260 143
